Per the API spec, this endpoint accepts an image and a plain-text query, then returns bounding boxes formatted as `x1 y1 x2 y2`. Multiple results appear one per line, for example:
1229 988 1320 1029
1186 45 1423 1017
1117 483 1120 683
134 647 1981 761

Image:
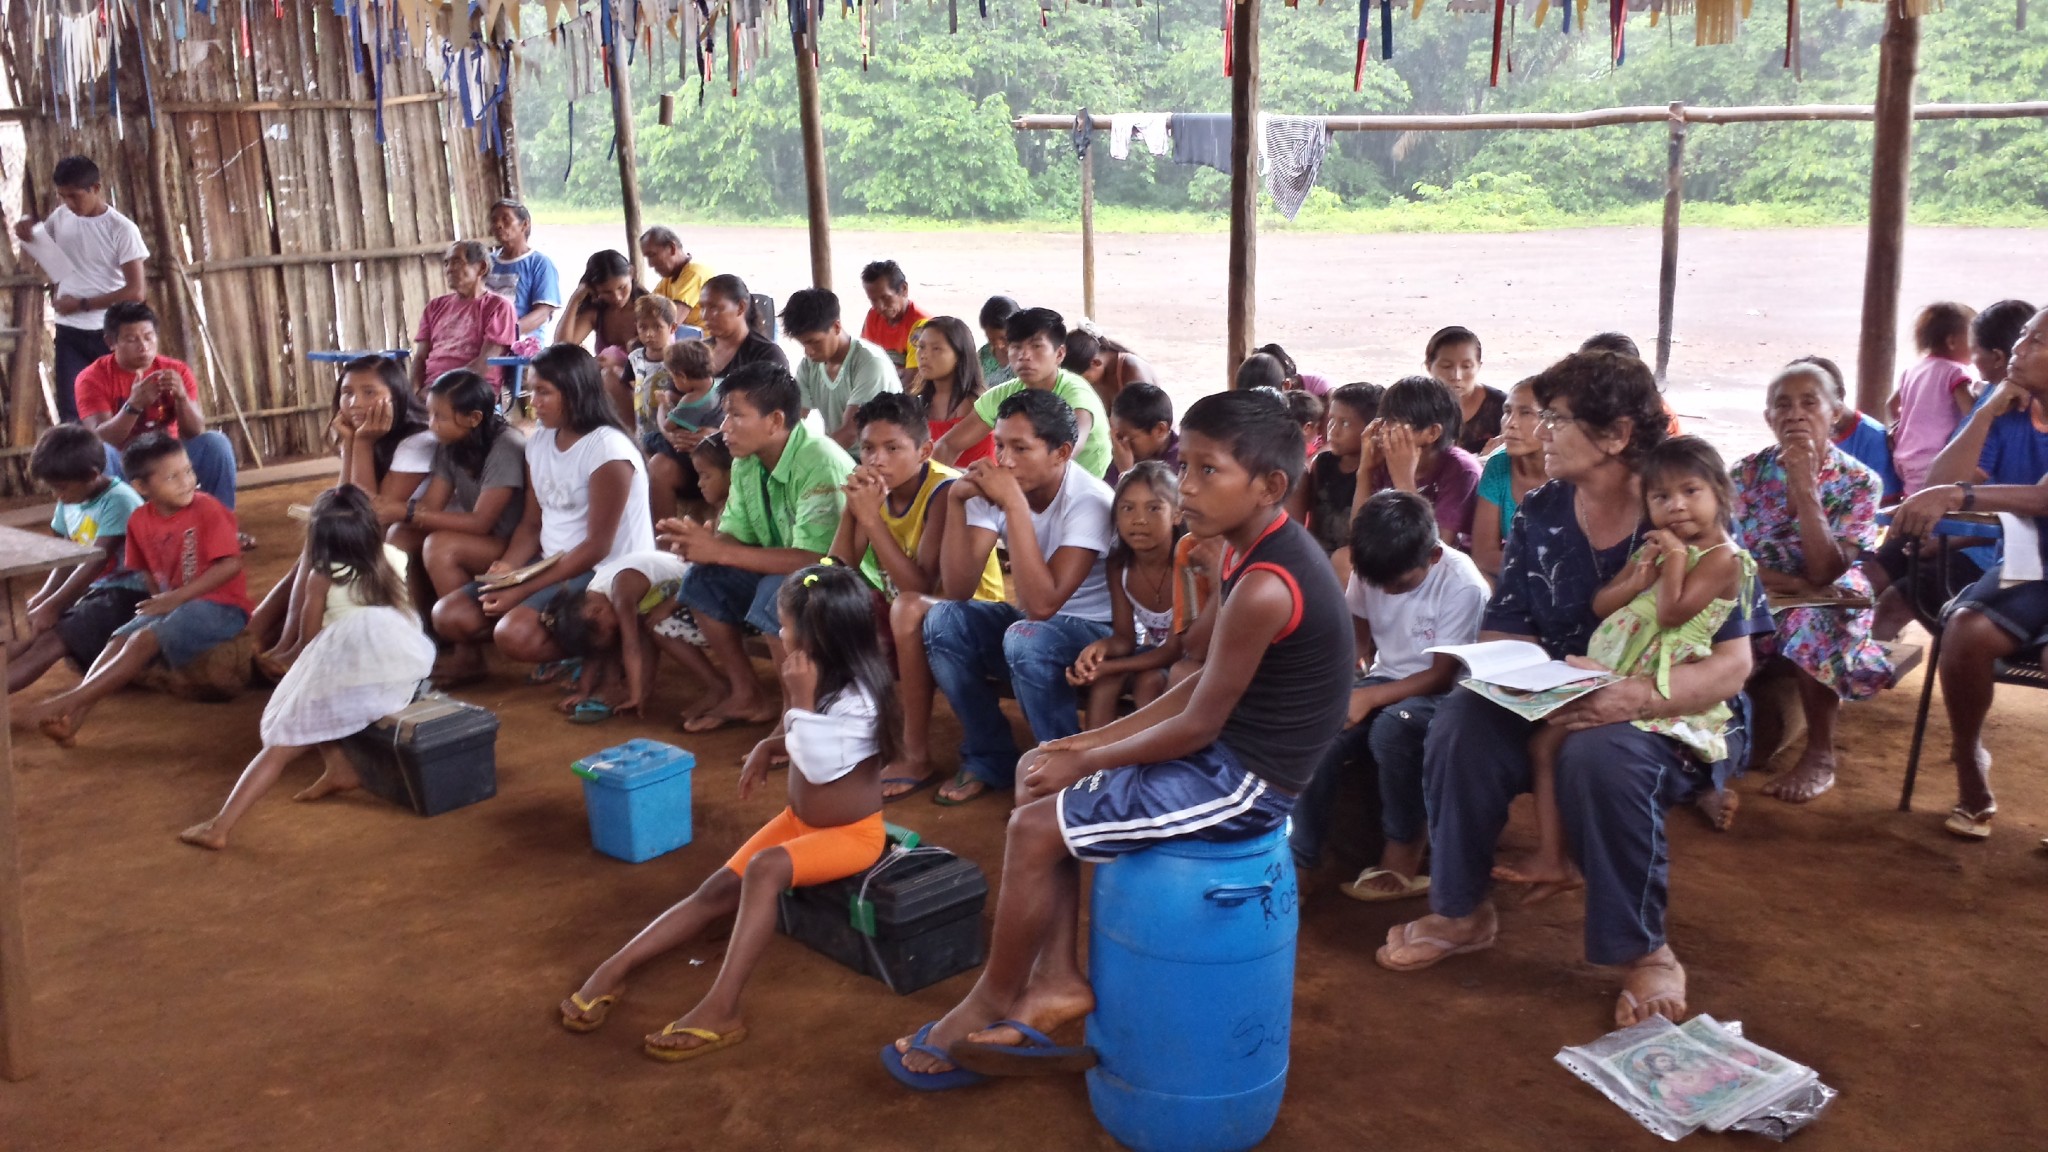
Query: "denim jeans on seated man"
104 429 241 510
923 599 1112 789
679 561 785 636
1288 675 1442 870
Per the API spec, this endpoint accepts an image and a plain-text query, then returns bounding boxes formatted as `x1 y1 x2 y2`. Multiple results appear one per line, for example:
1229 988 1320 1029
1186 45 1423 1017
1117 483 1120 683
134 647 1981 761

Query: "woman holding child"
1378 350 1773 1030
1728 363 1890 804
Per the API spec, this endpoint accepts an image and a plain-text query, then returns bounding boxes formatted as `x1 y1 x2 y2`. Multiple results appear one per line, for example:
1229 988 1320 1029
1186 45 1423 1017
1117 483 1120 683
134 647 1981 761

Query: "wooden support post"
1226 0 1260 376
497 62 524 200
1655 102 1687 385
1080 144 1097 320
795 44 834 290
0 643 29 1082
607 0 646 283
1857 1 1919 418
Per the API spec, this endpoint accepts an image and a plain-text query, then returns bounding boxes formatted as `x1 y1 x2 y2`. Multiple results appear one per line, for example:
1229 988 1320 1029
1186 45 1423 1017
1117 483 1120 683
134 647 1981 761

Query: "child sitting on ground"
1290 490 1490 901
1291 381 1382 577
1105 382 1178 486
1287 390 1327 459
1494 437 1756 891
1367 376 1483 552
559 564 896 1063
1889 301 1978 493
1068 463 1185 730
20 434 251 747
646 339 722 525
7 425 146 694
180 486 435 850
885 389 1353 1090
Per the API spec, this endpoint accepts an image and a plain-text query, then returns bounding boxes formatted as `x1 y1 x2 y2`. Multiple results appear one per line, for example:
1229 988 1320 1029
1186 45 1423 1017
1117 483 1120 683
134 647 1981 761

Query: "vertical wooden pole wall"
1857 1 1920 418
796 44 834 289
1080 143 1097 319
1226 0 1259 376
1654 102 1688 385
0 647 29 1082
608 0 646 281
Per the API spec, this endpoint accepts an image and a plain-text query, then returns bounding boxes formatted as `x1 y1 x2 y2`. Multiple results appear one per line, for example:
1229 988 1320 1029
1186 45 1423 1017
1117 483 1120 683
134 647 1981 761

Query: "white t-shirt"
390 429 437 501
526 425 656 564
964 460 1115 622
39 205 149 331
1345 545 1490 681
590 548 689 598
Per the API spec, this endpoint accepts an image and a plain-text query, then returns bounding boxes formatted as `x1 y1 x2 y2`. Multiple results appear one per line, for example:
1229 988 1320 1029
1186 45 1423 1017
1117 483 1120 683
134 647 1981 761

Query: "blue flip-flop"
568 698 614 725
880 1022 989 1092
948 1020 1098 1077
881 774 940 803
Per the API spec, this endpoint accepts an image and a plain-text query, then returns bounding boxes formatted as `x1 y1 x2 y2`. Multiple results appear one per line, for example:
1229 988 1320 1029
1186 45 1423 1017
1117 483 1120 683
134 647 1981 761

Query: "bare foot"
1695 788 1740 832
895 990 1010 1075
1615 947 1687 1027
430 647 488 689
1763 746 1836 804
681 693 777 733
293 764 362 802
179 820 229 851
962 978 1096 1048
37 711 79 748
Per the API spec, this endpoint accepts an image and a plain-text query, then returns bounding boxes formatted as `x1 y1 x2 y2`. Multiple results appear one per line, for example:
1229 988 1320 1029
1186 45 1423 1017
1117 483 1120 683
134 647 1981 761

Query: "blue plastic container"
1085 825 1299 1152
572 740 695 863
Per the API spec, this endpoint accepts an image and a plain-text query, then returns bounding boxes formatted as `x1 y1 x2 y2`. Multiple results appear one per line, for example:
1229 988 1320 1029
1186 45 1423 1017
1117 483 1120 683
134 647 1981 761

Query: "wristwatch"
1958 482 1977 511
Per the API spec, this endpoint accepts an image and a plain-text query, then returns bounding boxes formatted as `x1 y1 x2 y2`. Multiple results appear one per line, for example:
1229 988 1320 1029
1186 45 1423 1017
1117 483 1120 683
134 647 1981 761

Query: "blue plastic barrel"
1085 825 1299 1152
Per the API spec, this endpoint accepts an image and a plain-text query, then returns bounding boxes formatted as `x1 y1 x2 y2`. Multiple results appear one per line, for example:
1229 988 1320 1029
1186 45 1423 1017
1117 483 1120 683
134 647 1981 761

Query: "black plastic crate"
778 848 988 994
340 694 499 817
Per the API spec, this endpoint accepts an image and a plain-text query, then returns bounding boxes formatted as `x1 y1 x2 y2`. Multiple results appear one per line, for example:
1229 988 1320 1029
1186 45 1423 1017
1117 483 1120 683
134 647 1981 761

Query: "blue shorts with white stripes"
1055 741 1295 863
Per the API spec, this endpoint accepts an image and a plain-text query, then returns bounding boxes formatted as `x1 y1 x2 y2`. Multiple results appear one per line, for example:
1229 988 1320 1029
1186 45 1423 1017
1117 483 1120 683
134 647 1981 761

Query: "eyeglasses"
1535 410 1580 431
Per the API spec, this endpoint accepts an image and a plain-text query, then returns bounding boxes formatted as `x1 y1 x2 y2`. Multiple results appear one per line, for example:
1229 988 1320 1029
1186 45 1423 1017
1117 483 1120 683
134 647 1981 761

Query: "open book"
1425 640 1620 721
478 552 564 590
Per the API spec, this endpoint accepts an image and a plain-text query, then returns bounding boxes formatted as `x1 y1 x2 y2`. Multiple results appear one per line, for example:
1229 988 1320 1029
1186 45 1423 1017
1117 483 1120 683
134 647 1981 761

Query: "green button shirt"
718 421 855 556
973 369 1112 479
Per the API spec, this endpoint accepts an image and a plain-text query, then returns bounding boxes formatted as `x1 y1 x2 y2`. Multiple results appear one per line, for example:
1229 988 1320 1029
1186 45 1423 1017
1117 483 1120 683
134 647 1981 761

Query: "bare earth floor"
536 221 2042 456
4 476 2048 1150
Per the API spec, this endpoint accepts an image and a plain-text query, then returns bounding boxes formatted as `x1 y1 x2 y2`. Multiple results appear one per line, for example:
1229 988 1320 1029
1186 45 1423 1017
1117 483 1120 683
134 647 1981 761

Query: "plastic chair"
1898 516 2048 810
749 294 777 342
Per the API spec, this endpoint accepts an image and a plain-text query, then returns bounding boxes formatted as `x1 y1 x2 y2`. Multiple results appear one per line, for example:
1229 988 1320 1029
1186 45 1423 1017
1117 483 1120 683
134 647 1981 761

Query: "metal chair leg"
1900 610 1944 812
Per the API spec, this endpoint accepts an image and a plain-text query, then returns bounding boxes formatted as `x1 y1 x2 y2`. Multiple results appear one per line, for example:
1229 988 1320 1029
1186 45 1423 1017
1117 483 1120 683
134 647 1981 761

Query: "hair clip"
802 572 821 587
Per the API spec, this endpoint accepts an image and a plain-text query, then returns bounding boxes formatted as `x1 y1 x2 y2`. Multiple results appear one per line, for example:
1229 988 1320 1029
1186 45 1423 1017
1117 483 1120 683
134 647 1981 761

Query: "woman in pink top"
412 241 518 396
1889 301 1978 493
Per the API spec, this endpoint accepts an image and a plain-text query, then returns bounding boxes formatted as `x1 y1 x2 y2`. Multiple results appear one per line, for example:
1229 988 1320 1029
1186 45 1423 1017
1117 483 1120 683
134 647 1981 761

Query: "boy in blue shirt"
885 390 1354 1090
7 425 145 693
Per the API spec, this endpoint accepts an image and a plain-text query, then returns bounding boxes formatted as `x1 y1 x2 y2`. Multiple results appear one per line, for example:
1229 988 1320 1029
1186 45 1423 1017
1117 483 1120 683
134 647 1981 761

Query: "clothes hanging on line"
1108 113 1171 160
1168 113 1236 176
1262 114 1331 221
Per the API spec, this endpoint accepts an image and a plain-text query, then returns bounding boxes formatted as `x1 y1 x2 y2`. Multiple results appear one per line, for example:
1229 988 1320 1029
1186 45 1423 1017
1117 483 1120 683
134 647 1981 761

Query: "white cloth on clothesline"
1108 113 1172 160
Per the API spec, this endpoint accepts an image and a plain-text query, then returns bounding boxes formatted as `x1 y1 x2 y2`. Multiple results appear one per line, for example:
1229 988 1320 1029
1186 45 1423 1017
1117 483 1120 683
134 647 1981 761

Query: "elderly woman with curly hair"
1376 351 1773 1030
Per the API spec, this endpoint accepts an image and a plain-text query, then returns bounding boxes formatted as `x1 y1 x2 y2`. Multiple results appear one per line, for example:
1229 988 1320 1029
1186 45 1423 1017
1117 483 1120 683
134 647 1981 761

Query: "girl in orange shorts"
558 563 901 1061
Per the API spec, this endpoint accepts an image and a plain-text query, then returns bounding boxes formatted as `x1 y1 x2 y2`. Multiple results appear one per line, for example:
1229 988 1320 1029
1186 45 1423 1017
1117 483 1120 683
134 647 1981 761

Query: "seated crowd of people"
11 152 2048 1080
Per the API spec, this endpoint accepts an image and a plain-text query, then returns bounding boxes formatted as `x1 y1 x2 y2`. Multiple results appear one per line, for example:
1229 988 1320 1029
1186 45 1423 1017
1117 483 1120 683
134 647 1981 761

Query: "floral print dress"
1730 443 1892 701
1586 542 1759 762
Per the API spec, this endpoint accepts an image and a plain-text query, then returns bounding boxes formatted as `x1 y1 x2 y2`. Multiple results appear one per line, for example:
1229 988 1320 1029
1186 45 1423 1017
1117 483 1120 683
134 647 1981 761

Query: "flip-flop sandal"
1615 989 1687 1027
882 774 940 803
932 770 988 807
1944 803 1996 840
880 1022 989 1092
1374 919 1497 973
528 658 582 686
949 1020 1098 1077
643 1023 749 1063
560 992 618 1033
568 698 615 725
1339 868 1431 903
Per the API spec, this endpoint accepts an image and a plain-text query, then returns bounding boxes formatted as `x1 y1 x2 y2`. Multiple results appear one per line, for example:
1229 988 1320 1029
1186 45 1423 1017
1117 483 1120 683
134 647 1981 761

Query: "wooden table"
0 524 101 1082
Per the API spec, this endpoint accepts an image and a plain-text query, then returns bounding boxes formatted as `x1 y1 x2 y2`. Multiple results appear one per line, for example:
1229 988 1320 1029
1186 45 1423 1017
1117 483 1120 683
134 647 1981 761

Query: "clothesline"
1091 111 1332 221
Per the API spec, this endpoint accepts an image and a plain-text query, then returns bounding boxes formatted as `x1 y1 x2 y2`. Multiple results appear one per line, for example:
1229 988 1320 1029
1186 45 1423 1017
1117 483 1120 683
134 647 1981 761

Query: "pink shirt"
415 291 518 386
1891 354 1973 493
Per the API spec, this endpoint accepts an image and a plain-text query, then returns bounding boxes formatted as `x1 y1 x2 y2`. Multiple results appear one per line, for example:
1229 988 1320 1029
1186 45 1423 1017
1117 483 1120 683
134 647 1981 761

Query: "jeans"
1289 677 1442 869
104 430 240 510
679 562 784 636
923 600 1111 787
1422 689 1745 966
53 324 106 424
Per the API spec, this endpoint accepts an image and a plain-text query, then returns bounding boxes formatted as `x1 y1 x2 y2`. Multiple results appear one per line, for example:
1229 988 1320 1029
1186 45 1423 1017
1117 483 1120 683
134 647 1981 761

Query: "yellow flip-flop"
559 992 618 1033
644 1023 749 1063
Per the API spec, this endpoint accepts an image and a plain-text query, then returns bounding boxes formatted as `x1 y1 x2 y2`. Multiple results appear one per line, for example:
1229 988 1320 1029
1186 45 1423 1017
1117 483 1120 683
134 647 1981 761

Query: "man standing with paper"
12 156 149 423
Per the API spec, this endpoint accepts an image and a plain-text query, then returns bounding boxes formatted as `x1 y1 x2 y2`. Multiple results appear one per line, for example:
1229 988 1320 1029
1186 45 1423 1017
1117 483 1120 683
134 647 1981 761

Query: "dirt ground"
537 221 2042 458
4 472 2048 1151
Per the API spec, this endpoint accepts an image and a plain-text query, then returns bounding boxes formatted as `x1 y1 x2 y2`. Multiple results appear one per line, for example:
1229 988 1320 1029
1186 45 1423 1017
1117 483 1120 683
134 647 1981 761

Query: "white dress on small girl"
261 545 436 747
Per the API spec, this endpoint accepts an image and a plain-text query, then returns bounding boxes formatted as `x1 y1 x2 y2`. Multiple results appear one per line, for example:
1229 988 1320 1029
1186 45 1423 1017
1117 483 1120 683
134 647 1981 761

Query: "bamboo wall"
0 4 510 496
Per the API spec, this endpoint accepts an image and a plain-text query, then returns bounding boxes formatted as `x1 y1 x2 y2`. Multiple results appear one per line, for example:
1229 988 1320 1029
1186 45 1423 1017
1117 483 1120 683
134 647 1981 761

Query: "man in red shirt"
859 259 929 387
75 300 240 512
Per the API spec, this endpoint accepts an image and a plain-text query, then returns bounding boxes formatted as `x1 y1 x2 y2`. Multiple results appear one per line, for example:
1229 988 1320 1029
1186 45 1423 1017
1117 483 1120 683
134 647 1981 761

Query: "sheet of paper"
18 224 76 284
1998 513 2042 585
1424 639 1552 681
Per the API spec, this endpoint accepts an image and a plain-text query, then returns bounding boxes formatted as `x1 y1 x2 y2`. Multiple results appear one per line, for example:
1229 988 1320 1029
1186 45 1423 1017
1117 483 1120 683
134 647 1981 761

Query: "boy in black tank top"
885 390 1354 1090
